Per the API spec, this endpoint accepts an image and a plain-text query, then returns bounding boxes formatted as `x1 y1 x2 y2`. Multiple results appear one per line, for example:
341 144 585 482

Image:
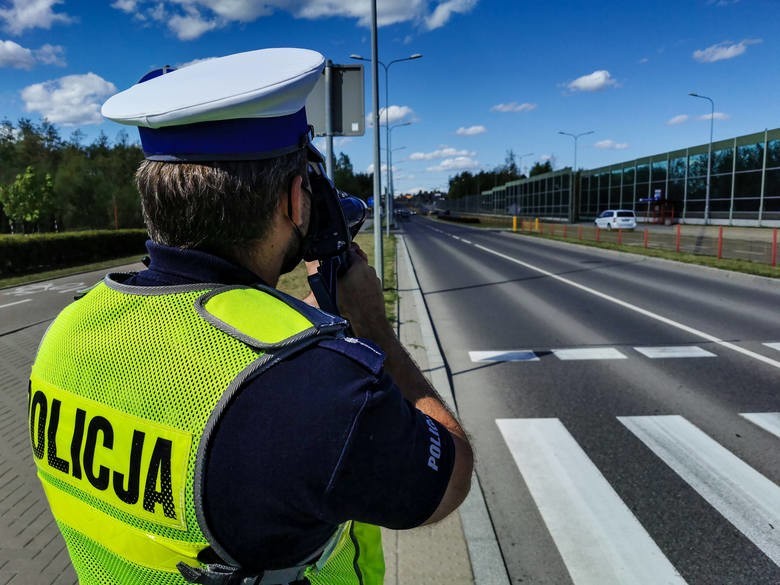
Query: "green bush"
0 230 148 276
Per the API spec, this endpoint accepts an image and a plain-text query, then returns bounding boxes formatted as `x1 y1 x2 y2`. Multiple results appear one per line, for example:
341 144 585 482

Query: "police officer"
28 48 473 585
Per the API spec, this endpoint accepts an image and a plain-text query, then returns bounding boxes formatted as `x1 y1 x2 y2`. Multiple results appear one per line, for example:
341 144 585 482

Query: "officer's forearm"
366 324 468 442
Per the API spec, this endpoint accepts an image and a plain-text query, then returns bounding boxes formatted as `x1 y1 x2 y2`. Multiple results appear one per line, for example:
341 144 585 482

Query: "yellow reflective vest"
29 276 384 584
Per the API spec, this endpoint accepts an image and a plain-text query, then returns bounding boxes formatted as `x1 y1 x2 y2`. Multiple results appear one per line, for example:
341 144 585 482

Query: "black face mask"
279 185 317 275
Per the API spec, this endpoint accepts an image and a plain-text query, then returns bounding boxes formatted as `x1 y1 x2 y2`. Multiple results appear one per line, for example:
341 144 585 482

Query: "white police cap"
101 48 325 161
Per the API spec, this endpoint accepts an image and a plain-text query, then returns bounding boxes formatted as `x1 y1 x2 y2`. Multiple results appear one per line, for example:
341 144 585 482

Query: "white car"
595 209 637 230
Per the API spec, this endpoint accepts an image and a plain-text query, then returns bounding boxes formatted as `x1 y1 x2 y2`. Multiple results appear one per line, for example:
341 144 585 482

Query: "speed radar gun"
304 154 367 315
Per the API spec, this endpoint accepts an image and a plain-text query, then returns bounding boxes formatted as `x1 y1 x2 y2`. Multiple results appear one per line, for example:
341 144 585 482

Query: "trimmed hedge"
0 230 148 276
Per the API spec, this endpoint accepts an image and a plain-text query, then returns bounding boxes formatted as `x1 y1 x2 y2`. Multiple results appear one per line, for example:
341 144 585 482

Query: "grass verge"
277 232 397 320
511 230 779 278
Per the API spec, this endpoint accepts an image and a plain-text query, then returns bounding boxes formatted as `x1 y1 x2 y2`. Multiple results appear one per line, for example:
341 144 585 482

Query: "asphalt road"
401 216 780 585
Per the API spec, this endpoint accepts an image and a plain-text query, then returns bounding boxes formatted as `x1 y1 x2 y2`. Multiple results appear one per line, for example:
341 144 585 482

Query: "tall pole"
689 92 714 225
558 130 594 171
351 53 422 236
370 0 382 283
388 122 411 223
517 151 533 176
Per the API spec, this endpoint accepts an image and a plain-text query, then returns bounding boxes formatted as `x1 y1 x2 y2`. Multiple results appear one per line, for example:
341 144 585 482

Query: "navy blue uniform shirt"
125 242 455 570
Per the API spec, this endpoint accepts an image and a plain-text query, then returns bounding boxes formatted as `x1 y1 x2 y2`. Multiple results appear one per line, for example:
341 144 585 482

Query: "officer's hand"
337 244 391 339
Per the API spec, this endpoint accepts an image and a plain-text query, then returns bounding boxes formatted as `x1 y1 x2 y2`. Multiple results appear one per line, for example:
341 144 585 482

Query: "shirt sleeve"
320 369 455 530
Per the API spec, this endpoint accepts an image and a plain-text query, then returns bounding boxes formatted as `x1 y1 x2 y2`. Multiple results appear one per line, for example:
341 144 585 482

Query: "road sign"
306 64 365 137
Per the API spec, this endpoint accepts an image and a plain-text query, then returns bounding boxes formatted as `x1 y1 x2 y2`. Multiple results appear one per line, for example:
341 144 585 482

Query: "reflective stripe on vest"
29 277 383 584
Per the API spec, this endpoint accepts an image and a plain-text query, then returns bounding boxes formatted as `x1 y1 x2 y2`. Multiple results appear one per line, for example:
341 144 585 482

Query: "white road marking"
619 415 780 566
470 241 780 370
739 412 780 440
0 299 31 309
764 342 780 352
469 350 538 362
634 346 716 359
497 418 688 585
553 347 627 360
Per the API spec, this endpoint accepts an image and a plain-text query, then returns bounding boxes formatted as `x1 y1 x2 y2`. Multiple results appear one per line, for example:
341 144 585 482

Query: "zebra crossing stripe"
496 418 688 584
469 350 538 362
619 415 780 566
739 412 780 440
634 346 716 359
552 347 626 360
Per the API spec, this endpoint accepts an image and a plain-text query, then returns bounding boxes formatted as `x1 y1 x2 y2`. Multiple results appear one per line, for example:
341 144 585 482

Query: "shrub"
0 230 147 276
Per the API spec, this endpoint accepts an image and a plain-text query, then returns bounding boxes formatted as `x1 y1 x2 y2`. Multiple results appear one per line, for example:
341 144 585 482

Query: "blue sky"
0 0 777 194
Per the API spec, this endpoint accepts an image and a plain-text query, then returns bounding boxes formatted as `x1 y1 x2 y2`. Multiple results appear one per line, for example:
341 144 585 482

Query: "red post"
643 228 649 249
617 228 623 245
563 225 567 239
578 226 583 240
717 226 724 260
773 228 778 267
676 224 681 253
596 227 601 242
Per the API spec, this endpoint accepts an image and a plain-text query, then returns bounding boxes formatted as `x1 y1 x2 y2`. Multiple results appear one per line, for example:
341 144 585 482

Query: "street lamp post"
351 52 422 235
388 122 411 228
689 92 714 225
558 130 594 171
517 151 534 176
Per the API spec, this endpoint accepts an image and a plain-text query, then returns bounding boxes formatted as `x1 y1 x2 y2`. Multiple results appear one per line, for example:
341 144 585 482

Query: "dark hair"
135 149 308 251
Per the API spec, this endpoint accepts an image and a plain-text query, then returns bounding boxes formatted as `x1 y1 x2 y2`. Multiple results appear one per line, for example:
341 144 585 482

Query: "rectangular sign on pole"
306 64 365 137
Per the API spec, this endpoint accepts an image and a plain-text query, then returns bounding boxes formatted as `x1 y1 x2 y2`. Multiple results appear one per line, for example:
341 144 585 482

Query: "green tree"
0 166 55 232
333 152 373 201
529 161 553 177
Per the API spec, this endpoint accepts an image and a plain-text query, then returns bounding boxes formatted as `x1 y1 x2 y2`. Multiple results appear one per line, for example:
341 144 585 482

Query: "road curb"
397 236 511 585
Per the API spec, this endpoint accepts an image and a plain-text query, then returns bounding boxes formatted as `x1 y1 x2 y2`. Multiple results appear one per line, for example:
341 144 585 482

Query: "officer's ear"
283 174 307 226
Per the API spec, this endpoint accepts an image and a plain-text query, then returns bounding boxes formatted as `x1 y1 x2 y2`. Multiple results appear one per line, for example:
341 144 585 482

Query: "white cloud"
34 44 66 66
21 73 117 126
167 7 218 40
699 112 730 121
490 102 537 113
567 70 618 92
111 0 138 12
666 114 689 125
425 0 477 30
112 0 478 40
456 125 486 136
693 39 761 63
0 40 65 69
0 40 34 69
367 105 414 127
426 156 479 172
594 139 629 150
410 147 475 160
0 0 73 35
